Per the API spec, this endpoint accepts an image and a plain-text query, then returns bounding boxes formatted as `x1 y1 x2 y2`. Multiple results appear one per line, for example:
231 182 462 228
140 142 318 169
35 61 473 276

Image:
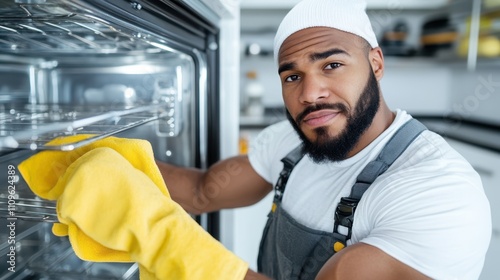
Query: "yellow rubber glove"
56 147 248 280
18 135 169 262
18 134 169 200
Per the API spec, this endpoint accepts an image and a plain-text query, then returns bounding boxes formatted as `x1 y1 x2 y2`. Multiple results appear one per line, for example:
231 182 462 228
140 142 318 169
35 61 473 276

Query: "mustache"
296 103 349 124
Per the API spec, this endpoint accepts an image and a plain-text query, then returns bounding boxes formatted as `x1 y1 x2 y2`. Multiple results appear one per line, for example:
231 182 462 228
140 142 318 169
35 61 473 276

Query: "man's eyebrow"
278 62 296 74
278 48 349 74
310 48 350 62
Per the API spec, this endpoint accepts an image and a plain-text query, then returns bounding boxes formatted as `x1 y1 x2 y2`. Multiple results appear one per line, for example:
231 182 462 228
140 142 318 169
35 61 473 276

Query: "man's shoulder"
382 129 481 188
405 129 472 167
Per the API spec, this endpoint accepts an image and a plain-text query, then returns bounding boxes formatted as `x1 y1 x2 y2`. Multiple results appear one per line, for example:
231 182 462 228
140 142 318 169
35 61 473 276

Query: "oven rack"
0 196 58 223
0 222 139 279
0 0 162 55
0 104 173 151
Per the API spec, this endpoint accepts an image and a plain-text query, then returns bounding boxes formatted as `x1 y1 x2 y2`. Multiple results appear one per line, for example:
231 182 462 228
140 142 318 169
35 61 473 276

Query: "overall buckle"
333 197 359 252
333 197 359 239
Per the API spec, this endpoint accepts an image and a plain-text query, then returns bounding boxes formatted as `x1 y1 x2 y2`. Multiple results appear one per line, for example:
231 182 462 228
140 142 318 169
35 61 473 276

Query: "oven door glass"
0 0 211 278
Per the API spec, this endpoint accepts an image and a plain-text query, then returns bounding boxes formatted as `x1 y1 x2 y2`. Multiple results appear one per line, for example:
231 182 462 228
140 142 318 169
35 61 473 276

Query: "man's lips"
302 110 340 128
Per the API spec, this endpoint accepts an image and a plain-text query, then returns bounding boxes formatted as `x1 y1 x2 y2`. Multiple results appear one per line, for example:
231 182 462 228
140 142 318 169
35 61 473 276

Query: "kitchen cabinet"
445 138 500 280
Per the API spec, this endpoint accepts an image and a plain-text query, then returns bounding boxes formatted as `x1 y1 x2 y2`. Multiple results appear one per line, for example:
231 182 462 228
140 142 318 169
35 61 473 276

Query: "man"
28 0 491 279
158 0 491 279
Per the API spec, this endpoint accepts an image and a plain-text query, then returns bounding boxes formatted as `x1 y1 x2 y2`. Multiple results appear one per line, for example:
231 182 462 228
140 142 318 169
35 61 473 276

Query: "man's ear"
369 47 384 81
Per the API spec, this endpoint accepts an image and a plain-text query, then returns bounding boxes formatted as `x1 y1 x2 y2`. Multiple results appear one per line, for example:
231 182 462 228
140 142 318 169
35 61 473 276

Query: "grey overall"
257 119 427 280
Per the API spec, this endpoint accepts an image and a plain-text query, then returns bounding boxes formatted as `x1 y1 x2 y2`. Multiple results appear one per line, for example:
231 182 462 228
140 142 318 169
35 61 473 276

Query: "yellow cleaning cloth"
56 147 248 280
18 135 169 263
19 134 169 199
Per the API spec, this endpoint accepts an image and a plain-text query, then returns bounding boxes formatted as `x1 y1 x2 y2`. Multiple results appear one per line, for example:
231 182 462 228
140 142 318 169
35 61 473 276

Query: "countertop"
417 116 500 154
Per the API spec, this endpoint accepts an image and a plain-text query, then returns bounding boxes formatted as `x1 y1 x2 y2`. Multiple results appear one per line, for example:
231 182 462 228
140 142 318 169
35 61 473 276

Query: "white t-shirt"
248 109 491 280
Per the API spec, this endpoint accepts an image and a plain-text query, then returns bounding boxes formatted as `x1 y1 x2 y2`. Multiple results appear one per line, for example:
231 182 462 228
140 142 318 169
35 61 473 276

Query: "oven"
0 0 240 278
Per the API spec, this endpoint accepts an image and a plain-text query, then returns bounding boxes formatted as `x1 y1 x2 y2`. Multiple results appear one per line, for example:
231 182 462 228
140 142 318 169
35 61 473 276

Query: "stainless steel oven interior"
0 0 220 278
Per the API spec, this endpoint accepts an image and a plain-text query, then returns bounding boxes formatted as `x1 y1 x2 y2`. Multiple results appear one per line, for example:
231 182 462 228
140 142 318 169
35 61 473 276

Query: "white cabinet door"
446 138 500 280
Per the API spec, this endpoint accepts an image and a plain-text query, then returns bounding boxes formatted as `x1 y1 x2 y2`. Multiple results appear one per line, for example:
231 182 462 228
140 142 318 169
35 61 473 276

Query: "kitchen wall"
380 59 452 115
448 65 500 126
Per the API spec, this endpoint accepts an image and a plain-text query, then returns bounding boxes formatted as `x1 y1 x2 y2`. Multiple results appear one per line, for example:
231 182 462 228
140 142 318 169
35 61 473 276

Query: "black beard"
286 69 380 163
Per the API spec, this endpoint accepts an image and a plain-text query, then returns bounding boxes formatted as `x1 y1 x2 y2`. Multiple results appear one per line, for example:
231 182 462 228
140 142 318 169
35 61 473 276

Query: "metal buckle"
333 197 359 239
274 169 291 201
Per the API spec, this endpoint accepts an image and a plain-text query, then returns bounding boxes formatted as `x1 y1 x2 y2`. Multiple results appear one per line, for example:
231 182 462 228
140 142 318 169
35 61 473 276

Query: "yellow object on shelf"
464 13 500 34
458 35 500 57
485 0 500 8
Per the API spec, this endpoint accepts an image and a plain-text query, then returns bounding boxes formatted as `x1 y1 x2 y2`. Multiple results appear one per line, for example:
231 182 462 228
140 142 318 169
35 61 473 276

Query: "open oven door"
0 0 240 278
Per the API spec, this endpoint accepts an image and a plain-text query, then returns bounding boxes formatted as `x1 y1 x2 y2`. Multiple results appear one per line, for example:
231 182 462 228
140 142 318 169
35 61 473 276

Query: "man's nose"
298 75 329 104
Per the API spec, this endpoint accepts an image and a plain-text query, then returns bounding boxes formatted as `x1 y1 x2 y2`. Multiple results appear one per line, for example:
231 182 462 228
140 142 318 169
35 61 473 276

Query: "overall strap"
274 144 305 203
333 119 427 251
350 118 428 199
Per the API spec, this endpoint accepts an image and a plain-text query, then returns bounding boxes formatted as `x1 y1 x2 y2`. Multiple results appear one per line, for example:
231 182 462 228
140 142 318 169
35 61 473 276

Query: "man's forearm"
157 155 272 215
245 269 272 280
156 160 206 214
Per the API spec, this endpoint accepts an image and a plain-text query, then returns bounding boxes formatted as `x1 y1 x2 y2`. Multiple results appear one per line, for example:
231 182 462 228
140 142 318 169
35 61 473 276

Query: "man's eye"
285 75 300 82
325 63 341 70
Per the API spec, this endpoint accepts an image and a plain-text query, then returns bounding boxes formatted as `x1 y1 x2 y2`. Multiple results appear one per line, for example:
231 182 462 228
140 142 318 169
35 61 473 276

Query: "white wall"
448 66 500 126
381 58 452 115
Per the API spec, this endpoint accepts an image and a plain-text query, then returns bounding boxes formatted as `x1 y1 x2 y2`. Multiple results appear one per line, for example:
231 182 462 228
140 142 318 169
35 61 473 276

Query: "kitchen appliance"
0 0 239 278
380 20 417 57
420 15 459 56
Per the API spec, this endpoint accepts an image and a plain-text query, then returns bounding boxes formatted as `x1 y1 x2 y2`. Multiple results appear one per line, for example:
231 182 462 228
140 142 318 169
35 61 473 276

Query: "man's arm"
315 243 430 280
156 155 273 214
241 242 431 280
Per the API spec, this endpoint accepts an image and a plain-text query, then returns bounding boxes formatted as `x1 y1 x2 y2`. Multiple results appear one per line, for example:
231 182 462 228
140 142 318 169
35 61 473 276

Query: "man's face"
278 27 381 162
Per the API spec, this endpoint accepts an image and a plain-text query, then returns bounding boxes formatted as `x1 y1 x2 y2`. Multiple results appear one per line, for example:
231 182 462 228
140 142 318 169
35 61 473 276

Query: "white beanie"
274 0 378 64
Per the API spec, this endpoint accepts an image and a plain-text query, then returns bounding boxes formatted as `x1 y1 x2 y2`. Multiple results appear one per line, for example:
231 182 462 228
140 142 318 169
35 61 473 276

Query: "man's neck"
347 104 395 158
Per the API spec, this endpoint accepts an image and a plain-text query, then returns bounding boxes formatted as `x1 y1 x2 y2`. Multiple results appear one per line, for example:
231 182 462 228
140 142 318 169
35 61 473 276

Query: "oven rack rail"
0 196 58 223
0 104 173 151
0 222 139 279
0 0 163 55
